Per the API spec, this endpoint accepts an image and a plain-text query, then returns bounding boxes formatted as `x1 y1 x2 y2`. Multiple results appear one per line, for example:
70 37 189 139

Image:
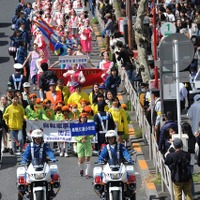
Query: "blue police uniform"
98 143 133 164
21 142 56 164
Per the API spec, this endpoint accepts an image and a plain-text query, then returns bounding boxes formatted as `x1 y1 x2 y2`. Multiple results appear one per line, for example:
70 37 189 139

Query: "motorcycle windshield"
107 159 121 166
32 158 44 167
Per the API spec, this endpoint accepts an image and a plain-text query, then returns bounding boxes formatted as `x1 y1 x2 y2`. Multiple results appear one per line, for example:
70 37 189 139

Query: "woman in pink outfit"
79 20 93 58
23 43 40 90
34 30 50 59
63 63 86 93
99 51 114 81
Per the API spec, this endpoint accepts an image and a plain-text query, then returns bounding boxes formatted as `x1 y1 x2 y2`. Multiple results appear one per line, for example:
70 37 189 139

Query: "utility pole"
152 0 159 88
126 0 133 49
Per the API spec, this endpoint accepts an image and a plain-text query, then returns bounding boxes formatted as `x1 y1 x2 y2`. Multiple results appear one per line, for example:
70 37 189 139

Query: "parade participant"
104 67 121 97
91 93 108 115
79 19 93 58
6 86 15 105
67 82 89 110
98 84 106 96
61 105 70 120
75 113 94 178
3 95 25 155
36 50 50 89
94 101 116 151
69 9 79 38
108 97 128 143
53 4 64 27
39 62 58 101
34 30 50 59
18 21 31 50
63 63 86 93
41 99 55 120
22 43 40 91
8 63 27 93
21 129 56 197
83 106 94 121
79 99 89 112
22 82 31 107
56 78 70 105
15 40 28 78
89 83 100 105
68 103 80 120
43 10 54 26
9 29 23 61
98 130 133 164
99 51 114 81
55 105 69 157
50 47 73 69
25 93 43 120
55 105 64 121
46 80 63 110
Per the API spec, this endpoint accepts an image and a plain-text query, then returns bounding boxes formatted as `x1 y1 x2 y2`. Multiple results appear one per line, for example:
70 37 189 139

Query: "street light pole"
152 0 159 88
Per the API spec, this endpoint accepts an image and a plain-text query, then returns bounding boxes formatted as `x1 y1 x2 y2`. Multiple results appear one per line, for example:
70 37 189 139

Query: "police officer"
94 101 116 151
8 63 26 92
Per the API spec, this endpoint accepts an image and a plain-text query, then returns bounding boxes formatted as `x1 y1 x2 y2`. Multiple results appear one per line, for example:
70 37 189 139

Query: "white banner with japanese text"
26 120 97 143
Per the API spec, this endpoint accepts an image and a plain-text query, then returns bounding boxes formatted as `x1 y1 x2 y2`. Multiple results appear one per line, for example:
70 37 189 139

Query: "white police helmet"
105 130 118 141
31 129 43 140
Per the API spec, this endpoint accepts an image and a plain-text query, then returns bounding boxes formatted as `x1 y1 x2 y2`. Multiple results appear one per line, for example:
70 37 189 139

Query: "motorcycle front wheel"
18 192 24 200
35 190 44 200
112 190 120 200
130 193 136 200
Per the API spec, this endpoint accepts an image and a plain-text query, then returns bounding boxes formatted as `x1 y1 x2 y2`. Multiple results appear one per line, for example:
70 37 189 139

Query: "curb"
91 23 105 53
118 93 158 199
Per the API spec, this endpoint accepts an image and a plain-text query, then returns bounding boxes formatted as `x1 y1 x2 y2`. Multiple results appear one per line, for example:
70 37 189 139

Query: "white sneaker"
64 152 69 157
59 152 64 157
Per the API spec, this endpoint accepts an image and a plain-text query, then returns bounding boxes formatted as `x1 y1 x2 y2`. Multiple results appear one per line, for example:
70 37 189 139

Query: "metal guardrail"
120 67 174 199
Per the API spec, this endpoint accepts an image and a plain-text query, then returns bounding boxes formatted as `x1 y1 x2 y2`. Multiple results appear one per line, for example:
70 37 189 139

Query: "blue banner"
70 122 96 136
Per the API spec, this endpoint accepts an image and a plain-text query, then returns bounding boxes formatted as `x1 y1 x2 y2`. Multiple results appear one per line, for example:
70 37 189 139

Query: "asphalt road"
0 1 147 200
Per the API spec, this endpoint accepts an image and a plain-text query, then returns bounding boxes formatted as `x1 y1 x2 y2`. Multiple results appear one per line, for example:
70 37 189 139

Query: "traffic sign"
160 22 176 37
159 33 194 71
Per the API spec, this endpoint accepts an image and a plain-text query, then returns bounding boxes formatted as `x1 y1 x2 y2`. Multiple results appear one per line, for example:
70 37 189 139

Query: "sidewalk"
91 17 159 199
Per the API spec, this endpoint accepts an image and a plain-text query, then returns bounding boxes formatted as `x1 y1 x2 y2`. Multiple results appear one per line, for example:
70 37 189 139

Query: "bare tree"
133 0 150 83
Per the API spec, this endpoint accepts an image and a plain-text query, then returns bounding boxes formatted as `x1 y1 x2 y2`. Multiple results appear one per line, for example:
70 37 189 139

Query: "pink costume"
79 26 92 53
34 32 50 59
63 70 85 93
99 60 114 81
53 11 63 26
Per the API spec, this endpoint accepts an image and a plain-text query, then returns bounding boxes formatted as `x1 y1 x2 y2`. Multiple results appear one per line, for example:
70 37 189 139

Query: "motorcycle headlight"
110 173 120 179
35 173 44 179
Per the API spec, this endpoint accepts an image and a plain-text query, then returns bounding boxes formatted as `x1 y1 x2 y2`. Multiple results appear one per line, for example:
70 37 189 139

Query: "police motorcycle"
17 157 61 200
93 159 136 200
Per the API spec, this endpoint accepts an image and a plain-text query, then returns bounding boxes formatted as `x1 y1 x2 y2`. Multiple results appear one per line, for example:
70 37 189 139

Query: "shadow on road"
0 23 11 28
0 192 2 200
0 156 18 170
0 41 8 46
0 57 10 64
0 32 9 38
